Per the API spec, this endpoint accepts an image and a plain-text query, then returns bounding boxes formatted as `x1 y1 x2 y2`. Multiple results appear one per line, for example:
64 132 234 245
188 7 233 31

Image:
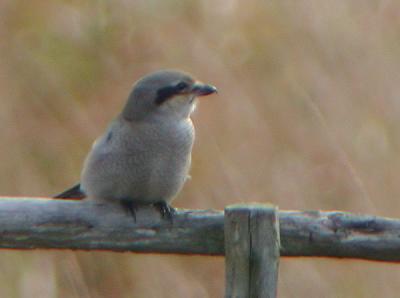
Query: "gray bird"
55 69 217 217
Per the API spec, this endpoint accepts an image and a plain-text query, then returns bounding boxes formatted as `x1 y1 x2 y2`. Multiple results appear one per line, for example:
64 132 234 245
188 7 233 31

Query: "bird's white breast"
81 117 195 203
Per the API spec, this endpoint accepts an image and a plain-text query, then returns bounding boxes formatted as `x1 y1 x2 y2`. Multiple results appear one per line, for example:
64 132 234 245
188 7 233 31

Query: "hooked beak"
191 82 218 97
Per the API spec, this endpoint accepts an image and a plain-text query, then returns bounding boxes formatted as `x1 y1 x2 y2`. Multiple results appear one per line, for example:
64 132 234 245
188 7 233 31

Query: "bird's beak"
191 82 218 97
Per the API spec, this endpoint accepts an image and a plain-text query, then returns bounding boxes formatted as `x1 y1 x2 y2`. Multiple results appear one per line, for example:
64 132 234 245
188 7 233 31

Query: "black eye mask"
155 82 189 106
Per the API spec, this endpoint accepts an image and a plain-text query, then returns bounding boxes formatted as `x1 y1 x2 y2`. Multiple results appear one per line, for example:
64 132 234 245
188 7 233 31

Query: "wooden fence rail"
2 197 400 297
0 197 399 262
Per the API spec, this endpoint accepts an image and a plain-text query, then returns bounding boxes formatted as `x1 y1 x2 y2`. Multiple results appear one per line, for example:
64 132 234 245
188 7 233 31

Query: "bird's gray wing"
53 183 86 199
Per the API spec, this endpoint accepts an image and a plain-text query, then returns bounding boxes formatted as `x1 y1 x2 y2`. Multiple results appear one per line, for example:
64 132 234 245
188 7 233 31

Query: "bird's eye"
176 82 188 91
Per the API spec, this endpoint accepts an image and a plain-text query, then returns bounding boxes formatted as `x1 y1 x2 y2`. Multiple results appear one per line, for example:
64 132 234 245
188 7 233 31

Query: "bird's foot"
120 200 140 222
153 201 176 221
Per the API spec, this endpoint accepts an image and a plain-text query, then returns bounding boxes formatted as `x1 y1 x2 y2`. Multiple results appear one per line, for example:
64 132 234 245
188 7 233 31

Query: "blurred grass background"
1 0 400 297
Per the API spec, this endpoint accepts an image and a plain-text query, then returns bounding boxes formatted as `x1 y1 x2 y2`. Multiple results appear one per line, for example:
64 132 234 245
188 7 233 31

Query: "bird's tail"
53 183 86 200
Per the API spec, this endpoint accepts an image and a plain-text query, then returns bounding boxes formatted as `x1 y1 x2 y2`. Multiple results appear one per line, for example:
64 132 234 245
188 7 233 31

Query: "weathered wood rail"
0 197 399 261
1 197 400 297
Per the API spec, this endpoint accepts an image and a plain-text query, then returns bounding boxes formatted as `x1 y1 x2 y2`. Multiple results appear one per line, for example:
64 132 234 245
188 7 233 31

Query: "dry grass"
1 0 400 297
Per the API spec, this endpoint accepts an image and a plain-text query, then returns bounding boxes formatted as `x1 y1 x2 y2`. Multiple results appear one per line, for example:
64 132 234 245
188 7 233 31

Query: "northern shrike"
55 70 217 218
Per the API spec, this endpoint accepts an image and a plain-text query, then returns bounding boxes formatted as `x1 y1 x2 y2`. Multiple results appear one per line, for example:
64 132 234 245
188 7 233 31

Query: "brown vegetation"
1 1 400 297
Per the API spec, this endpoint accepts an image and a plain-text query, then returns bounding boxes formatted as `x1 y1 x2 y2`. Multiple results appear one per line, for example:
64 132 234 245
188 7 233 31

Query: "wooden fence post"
224 204 280 298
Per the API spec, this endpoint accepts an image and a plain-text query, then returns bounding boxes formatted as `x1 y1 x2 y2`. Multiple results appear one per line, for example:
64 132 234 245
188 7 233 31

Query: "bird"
54 69 217 219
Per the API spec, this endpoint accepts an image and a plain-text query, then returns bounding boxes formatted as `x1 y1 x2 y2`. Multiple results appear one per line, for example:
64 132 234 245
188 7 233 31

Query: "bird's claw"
120 200 139 222
153 201 176 221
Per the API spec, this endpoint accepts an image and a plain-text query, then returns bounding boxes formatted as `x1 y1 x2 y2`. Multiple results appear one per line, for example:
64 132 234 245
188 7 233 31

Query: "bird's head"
122 70 217 121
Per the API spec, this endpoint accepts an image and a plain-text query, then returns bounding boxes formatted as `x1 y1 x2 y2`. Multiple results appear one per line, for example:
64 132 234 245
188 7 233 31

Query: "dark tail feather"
54 183 86 200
